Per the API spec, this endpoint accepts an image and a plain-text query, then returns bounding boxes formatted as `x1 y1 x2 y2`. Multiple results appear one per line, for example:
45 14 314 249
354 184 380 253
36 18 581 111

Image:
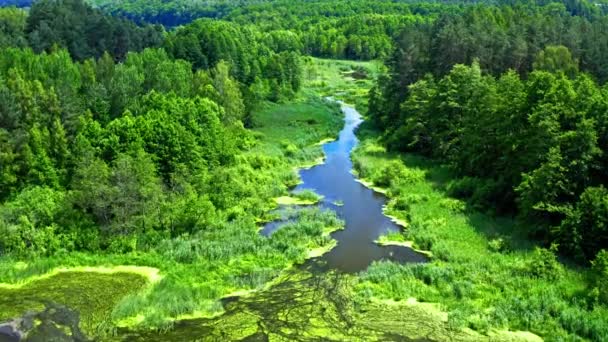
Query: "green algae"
0 270 150 335
114 267 541 341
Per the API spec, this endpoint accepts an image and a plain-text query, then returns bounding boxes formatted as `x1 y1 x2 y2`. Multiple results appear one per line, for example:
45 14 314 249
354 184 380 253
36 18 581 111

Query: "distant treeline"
3 0 607 61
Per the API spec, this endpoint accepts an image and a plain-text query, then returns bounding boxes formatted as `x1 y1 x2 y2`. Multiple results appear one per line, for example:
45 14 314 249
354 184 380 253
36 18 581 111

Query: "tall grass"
352 125 608 341
0 93 346 334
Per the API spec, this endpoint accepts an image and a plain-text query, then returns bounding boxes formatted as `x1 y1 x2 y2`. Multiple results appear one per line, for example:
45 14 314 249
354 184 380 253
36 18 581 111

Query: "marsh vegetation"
1 0 607 341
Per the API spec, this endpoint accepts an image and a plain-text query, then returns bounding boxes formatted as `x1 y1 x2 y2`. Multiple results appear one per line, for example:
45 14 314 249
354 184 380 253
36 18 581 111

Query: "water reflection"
265 104 427 272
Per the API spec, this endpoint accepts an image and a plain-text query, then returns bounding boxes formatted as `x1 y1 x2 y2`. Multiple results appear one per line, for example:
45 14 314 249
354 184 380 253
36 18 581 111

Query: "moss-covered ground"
0 269 150 335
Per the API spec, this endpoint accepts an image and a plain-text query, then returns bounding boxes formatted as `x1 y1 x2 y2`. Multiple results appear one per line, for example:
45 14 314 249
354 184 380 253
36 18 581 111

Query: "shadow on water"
115 104 430 341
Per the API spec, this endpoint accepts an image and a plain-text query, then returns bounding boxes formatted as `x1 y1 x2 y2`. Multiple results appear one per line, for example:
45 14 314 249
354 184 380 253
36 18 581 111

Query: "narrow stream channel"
288 103 427 272
117 103 429 341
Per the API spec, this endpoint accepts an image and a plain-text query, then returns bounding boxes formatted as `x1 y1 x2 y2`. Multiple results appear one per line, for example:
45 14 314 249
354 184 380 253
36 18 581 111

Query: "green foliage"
533 45 579 78
293 189 322 203
26 0 164 61
374 56 607 260
591 250 608 304
559 186 608 261
0 7 27 49
353 136 607 340
165 19 303 105
525 246 563 280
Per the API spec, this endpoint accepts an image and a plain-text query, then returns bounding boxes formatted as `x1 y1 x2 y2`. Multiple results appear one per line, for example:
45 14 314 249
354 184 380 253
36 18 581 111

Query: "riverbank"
0 92 346 336
113 101 552 342
351 124 608 341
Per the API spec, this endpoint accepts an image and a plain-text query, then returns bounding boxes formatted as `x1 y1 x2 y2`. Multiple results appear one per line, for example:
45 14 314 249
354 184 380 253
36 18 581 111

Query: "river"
118 103 428 341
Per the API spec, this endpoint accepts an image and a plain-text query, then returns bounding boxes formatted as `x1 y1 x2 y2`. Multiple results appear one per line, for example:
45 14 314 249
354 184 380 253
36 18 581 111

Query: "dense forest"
0 0 607 340
0 0 304 256
369 4 608 263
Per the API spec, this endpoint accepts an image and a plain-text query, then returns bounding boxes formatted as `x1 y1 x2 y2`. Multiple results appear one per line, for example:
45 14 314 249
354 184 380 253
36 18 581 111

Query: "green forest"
0 0 607 341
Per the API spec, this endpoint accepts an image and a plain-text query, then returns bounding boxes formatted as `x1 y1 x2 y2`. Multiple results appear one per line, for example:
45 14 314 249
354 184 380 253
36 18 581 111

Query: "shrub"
408 220 437 251
293 189 322 202
283 143 299 157
372 160 423 188
452 280 475 300
446 176 479 199
446 177 507 212
411 264 455 286
431 241 453 261
389 197 410 212
526 246 562 280
488 237 511 253
413 231 436 251
107 235 138 254
591 250 608 304
439 198 466 213
559 186 608 262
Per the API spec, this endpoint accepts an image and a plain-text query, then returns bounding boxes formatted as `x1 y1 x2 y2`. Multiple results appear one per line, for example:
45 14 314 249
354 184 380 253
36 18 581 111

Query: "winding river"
118 103 428 341
265 103 426 272
295 103 426 271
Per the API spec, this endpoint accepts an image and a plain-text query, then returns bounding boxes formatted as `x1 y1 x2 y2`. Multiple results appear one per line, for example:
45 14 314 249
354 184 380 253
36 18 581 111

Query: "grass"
304 57 382 110
0 90 346 335
351 124 608 341
249 93 343 165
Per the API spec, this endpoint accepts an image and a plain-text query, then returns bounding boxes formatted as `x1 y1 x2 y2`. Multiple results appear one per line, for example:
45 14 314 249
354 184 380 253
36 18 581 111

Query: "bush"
446 177 507 212
431 241 453 261
407 220 437 251
559 186 608 262
446 177 479 199
413 231 436 251
389 197 410 212
280 139 300 157
411 264 455 286
107 235 138 254
371 160 423 188
452 280 475 300
591 250 608 304
293 189 322 202
439 198 466 213
526 246 562 280
0 218 66 257
488 237 511 253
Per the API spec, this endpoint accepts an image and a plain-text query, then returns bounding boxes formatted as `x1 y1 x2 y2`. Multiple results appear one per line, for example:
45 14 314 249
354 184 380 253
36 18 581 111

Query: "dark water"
115 104 429 341
266 104 427 272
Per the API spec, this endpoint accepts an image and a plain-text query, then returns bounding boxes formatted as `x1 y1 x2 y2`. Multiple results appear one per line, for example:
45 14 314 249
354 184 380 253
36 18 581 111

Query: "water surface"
267 104 427 272
116 104 429 341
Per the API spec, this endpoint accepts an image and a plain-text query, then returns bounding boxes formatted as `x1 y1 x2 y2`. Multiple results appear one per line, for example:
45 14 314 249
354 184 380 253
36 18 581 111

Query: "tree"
213 60 245 123
109 64 144 117
559 187 608 261
533 45 579 78
109 149 164 236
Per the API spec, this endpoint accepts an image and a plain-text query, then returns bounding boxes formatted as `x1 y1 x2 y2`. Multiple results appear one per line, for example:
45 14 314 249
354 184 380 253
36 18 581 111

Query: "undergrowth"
352 125 608 341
